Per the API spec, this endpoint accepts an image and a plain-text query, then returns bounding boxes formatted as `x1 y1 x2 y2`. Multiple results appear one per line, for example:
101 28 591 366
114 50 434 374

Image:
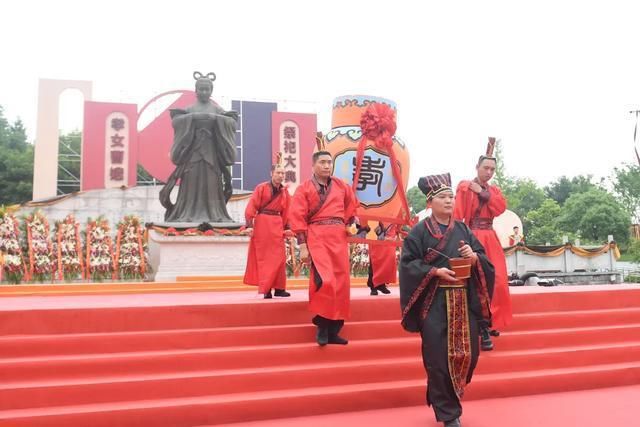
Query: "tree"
406 186 426 214
545 175 600 206
0 148 34 205
492 139 513 192
558 188 631 245
524 198 568 245
612 163 640 223
7 118 28 150
0 106 9 143
503 178 546 221
137 164 163 186
627 238 640 264
0 106 33 205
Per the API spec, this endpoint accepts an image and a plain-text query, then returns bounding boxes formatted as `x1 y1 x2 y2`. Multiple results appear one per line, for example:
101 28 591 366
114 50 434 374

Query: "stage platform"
0 283 639 426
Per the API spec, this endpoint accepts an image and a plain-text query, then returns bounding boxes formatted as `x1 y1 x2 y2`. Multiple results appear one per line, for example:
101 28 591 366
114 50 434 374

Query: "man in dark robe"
399 173 494 427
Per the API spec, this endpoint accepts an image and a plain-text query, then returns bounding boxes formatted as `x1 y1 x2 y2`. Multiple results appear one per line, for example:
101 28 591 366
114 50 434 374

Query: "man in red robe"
453 138 512 351
243 160 292 299
289 151 359 346
368 222 397 295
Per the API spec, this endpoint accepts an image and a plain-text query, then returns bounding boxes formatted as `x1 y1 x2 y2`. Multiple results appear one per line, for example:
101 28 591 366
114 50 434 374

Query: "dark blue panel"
239 101 277 190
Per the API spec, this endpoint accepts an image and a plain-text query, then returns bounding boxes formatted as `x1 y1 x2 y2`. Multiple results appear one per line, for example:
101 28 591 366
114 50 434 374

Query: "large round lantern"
325 95 410 223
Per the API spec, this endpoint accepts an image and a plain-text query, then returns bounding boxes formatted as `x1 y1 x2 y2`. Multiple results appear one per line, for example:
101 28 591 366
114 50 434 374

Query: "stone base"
17 186 252 233
148 230 250 281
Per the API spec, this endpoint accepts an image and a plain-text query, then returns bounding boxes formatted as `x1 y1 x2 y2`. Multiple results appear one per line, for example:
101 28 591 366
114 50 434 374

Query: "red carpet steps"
0 285 639 426
219 385 640 427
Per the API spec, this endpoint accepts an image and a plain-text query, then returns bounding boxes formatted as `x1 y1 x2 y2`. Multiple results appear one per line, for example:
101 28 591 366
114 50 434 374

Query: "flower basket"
115 215 147 281
85 217 115 282
0 207 26 284
55 214 84 282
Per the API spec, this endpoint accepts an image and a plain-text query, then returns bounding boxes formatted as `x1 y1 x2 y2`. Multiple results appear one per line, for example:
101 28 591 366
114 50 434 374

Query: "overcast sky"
2 0 639 188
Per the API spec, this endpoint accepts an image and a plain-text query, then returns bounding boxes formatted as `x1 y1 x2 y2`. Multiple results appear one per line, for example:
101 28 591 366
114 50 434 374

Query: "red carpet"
219 385 640 427
0 284 639 426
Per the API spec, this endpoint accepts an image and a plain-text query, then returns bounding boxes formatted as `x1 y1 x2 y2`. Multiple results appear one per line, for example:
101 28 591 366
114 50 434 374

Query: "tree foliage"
0 106 33 205
545 175 601 206
492 139 513 192
503 178 546 222
557 188 631 245
524 198 568 245
493 147 631 245
612 163 640 223
626 238 640 264
406 185 426 215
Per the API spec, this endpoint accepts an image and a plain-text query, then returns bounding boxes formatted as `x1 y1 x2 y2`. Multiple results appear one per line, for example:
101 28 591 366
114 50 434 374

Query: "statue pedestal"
148 230 249 281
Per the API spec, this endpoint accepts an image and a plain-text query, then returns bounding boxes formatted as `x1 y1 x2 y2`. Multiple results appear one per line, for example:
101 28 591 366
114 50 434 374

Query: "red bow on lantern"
360 103 397 150
353 103 411 225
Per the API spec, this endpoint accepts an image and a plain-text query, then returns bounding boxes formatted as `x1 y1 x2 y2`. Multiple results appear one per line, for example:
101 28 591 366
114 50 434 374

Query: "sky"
1 0 639 189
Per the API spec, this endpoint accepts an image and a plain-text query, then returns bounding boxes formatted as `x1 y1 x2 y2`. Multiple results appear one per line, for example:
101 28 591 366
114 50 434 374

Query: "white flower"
5 254 21 266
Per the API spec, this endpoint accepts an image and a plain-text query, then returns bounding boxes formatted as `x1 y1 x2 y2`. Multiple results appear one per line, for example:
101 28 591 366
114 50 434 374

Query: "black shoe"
316 325 329 346
490 329 500 337
274 289 290 297
444 418 461 427
376 284 391 294
263 291 272 299
481 328 494 351
328 334 348 345
370 288 378 296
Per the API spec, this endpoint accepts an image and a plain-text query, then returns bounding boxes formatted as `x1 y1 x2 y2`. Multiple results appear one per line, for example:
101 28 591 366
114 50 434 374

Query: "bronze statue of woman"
160 72 238 223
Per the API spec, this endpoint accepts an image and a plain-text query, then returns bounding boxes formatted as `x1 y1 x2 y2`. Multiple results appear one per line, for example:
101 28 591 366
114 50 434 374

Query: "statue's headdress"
193 71 216 85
